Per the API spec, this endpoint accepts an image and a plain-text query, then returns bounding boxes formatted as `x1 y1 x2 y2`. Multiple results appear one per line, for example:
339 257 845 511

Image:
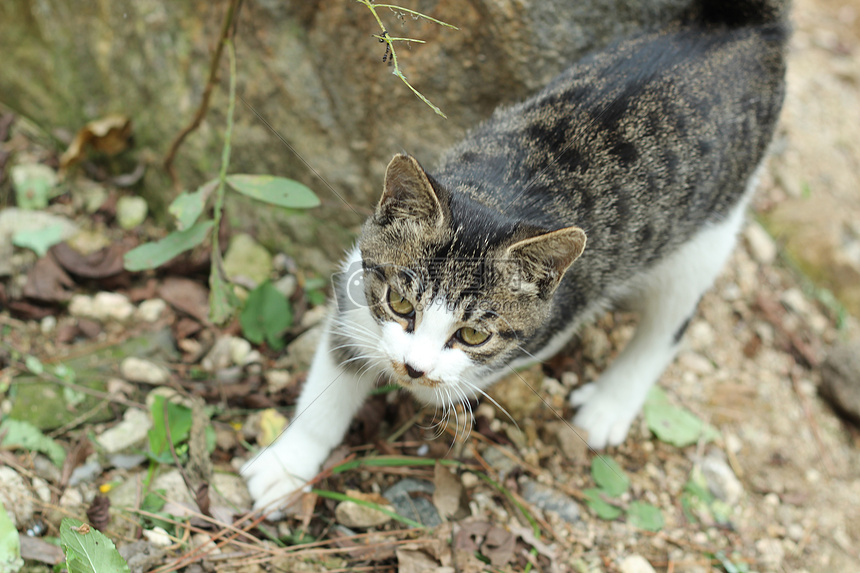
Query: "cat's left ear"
506 226 587 297
376 154 445 227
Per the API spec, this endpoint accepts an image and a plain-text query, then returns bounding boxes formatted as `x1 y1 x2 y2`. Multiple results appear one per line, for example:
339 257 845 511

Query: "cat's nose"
405 364 425 379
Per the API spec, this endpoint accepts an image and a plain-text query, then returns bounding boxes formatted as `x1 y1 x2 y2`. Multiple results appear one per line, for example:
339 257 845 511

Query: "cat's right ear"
376 154 445 227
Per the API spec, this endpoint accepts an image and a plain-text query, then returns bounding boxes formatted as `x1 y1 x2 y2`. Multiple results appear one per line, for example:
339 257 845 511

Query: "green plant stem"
208 38 240 324
356 0 456 118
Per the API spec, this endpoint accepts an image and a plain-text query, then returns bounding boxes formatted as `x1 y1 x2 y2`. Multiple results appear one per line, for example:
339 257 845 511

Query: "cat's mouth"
389 361 442 388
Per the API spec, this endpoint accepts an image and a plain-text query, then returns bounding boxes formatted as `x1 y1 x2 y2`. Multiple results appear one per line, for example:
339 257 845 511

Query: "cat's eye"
456 326 491 346
387 288 415 317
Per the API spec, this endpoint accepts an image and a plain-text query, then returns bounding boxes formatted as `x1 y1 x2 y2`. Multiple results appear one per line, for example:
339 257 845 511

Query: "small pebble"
120 357 170 385
135 299 167 322
142 526 174 547
40 315 56 334
619 554 656 573
744 222 778 264
461 472 480 489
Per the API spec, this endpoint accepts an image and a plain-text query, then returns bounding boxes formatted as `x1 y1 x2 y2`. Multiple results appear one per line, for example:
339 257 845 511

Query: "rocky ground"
1 0 859 571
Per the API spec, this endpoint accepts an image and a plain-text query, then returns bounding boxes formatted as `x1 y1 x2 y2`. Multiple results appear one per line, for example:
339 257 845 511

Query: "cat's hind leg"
570 198 750 448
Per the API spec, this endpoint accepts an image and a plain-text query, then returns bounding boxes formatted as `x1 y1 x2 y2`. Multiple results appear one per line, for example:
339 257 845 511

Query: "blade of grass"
331 455 468 475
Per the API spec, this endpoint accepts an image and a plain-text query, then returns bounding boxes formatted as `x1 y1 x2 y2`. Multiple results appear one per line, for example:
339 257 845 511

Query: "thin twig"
163 0 242 190
356 0 457 118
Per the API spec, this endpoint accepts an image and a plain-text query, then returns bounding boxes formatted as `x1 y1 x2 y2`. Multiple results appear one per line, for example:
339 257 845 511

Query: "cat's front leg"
242 323 377 517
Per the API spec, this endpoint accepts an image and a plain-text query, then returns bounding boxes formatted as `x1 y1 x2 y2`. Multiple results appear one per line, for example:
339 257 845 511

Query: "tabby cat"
243 0 788 515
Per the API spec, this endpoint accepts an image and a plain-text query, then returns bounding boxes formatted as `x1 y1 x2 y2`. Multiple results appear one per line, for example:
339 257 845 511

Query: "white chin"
403 382 450 406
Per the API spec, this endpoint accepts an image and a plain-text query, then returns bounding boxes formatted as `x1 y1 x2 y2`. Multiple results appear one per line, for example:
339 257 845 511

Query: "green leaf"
148 396 193 457
0 501 23 573
208 265 240 325
643 387 719 447
0 418 66 467
60 518 130 573
123 219 214 272
11 224 67 257
24 355 44 375
169 179 217 230
583 488 622 520
225 174 320 209
626 501 664 532
11 164 58 210
140 491 167 514
591 456 629 497
240 281 292 350
683 468 714 503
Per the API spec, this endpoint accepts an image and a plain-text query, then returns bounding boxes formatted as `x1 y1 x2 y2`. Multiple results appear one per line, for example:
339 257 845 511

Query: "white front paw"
570 382 641 449
241 440 316 519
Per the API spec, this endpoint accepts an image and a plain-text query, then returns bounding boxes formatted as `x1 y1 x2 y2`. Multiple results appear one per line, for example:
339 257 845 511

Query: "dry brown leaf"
432 462 463 520
19 536 64 565
158 277 211 323
60 114 133 169
395 548 448 573
51 241 126 279
23 254 75 302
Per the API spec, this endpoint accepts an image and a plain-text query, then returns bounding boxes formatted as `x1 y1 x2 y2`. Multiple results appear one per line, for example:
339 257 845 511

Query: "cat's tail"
694 0 789 26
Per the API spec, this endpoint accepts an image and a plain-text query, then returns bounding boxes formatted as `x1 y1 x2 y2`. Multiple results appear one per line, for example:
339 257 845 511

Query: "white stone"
701 454 744 505
40 315 57 334
116 196 149 230
460 472 480 489
201 336 235 372
0 467 34 528
120 357 170 385
755 538 785 569
619 555 657 573
335 499 394 528
71 292 135 322
781 288 810 316
229 337 253 365
59 487 84 509
744 222 778 264
142 526 174 547
31 477 52 504
68 294 95 318
93 291 135 321
274 274 298 298
724 432 743 455
135 299 167 322
96 408 152 453
688 321 715 350
264 370 292 393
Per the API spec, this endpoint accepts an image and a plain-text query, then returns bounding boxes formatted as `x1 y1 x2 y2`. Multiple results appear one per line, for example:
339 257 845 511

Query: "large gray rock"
0 0 687 269
820 340 860 425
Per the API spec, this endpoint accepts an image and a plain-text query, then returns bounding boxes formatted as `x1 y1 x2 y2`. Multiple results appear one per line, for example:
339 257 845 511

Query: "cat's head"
352 154 586 405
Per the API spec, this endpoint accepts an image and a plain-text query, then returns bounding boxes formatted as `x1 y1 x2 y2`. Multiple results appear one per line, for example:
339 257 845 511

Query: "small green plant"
240 281 293 350
148 395 194 463
643 386 719 447
584 457 664 531
123 40 320 325
680 467 732 525
60 518 130 573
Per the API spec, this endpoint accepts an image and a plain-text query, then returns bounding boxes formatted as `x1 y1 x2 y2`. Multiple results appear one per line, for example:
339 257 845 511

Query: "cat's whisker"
461 378 520 433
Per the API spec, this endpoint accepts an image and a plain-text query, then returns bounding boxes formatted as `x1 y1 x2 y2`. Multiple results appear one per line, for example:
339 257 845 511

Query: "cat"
243 0 788 515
